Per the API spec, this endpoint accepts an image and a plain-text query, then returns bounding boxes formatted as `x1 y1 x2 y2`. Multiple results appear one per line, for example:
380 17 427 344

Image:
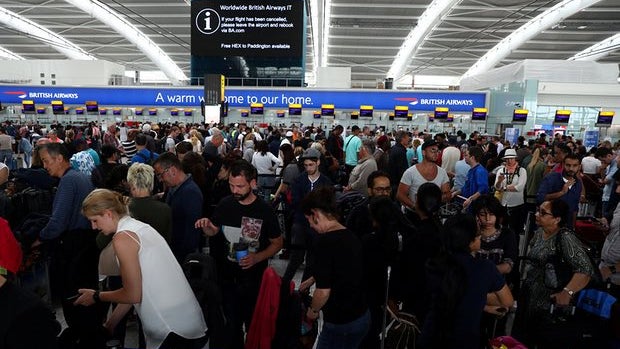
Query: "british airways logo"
3 91 27 99
394 97 418 105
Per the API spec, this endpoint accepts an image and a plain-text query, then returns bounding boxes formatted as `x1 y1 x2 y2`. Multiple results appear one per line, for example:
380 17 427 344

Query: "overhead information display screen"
191 0 304 57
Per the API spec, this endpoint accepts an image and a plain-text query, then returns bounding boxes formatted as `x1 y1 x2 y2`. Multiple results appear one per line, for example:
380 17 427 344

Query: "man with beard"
195 160 283 349
153 153 203 262
346 170 393 239
537 153 584 227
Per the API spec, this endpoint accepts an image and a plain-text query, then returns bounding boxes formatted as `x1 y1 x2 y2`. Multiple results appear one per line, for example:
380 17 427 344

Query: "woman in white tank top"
74 189 206 349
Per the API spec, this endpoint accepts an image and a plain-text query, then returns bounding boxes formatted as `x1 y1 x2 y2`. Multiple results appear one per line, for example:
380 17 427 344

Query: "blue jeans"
0 149 13 169
257 175 276 202
317 309 370 349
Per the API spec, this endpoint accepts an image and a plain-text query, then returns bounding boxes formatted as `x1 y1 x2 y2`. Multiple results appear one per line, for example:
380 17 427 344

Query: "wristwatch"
563 287 575 298
93 290 101 303
610 265 617 274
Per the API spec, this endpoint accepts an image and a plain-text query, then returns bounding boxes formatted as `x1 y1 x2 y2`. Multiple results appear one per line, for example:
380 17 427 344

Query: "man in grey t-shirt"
397 139 450 211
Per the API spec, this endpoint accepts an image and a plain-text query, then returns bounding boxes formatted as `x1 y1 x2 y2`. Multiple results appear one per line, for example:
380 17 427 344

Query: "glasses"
372 186 391 193
536 208 552 216
155 167 170 179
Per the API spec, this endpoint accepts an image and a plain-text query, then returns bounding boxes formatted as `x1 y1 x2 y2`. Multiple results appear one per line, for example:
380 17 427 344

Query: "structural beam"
64 0 187 85
386 0 462 84
462 0 603 79
569 33 620 61
0 6 94 60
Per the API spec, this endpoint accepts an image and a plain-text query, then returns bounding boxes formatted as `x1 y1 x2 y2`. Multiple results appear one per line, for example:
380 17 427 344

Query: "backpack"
182 253 228 348
336 190 368 224
135 151 155 166
154 137 167 154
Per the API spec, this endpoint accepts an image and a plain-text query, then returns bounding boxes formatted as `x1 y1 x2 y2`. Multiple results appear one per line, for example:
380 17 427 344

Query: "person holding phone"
536 153 585 228
74 189 206 349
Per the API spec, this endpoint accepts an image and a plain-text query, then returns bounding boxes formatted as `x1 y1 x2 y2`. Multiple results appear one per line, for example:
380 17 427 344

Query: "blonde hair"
82 189 129 217
189 129 199 146
127 163 155 193
527 147 541 171
310 142 325 154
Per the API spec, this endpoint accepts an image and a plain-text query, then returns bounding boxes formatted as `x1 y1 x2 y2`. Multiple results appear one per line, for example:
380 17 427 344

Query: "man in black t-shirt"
195 160 283 348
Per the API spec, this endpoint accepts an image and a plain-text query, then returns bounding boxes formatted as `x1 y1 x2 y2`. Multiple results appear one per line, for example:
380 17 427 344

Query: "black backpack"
336 190 368 224
182 253 228 347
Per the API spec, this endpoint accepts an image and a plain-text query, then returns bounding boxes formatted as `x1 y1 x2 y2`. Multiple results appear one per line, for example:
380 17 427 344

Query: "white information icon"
195 8 220 35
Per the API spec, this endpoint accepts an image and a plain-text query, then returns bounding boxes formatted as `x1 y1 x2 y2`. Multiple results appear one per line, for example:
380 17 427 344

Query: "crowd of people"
1 119 620 349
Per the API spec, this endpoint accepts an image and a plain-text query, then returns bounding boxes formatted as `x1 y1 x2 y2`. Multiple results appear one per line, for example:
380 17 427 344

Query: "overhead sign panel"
0 85 487 110
191 0 304 57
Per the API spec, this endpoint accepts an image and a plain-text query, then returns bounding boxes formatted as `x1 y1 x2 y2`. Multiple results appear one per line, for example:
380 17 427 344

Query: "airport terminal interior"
0 0 620 349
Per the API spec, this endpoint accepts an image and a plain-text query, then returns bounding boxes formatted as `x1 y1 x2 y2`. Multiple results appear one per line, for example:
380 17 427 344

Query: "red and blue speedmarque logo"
394 97 419 106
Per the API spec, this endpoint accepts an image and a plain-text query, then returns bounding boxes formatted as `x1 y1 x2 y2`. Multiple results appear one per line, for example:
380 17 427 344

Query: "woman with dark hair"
300 186 369 349
420 214 513 349
91 144 122 189
514 199 594 347
401 183 444 320
471 195 517 276
272 143 299 256
361 195 414 348
251 140 281 202
206 153 241 217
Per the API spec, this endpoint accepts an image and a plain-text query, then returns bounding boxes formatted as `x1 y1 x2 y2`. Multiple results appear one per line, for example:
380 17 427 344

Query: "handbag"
576 288 617 319
98 240 120 276
489 336 527 349
543 231 573 291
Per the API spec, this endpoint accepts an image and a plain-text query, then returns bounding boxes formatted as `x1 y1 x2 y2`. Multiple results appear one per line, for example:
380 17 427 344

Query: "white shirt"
116 216 206 349
494 165 527 207
252 151 281 175
400 164 449 205
581 156 601 175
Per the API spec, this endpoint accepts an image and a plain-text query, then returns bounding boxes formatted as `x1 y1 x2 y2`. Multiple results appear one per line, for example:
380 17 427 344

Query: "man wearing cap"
281 130 294 146
397 139 450 217
494 148 528 234
1 223 61 349
344 126 363 176
389 131 411 193
284 147 332 282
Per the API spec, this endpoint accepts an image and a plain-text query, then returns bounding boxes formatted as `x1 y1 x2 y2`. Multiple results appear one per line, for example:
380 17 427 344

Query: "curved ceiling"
0 0 618 87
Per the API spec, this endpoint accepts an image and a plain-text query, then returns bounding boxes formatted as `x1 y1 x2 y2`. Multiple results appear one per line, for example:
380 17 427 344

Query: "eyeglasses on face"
155 167 170 179
371 186 391 193
536 208 552 216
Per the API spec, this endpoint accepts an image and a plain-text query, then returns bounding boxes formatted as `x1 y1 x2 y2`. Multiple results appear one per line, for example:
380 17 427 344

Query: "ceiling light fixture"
0 6 94 60
65 0 187 85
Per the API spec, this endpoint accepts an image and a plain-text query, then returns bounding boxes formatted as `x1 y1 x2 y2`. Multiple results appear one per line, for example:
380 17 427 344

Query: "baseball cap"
300 148 321 160
0 218 22 275
285 131 294 137
421 139 438 150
